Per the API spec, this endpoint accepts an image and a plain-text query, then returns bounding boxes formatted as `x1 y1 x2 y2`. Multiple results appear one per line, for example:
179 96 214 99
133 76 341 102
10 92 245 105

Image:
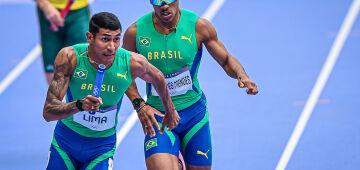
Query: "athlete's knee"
146 153 180 170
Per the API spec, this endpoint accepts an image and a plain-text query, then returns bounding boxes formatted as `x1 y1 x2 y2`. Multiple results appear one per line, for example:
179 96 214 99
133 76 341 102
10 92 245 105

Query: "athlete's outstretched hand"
160 110 180 134
238 77 258 95
137 105 164 137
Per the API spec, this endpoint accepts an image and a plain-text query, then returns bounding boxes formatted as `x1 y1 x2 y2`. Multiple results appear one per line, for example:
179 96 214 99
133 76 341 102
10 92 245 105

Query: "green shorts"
37 6 90 73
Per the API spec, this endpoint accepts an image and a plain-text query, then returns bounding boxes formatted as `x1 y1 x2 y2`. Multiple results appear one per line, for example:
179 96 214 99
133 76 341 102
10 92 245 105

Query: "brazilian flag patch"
139 36 151 47
145 138 158 151
73 68 88 79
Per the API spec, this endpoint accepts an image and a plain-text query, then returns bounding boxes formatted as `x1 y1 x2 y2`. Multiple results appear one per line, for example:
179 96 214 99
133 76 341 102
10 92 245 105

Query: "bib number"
151 66 193 97
73 106 118 131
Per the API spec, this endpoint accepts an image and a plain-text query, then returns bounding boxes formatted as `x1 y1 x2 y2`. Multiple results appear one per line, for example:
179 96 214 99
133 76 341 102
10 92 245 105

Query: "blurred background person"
35 0 90 84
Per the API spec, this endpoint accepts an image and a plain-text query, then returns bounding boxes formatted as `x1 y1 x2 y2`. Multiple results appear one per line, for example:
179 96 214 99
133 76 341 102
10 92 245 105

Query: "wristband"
132 98 145 108
75 100 84 111
136 103 147 112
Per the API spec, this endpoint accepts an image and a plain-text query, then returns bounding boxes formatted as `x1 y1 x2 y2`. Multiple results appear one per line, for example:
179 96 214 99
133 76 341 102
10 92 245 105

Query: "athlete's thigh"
181 112 212 167
144 123 181 159
46 144 78 170
80 134 116 170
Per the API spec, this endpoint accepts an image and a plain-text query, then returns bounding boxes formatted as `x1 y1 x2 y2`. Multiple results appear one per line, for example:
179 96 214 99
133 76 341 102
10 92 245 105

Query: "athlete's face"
87 28 121 63
152 0 179 23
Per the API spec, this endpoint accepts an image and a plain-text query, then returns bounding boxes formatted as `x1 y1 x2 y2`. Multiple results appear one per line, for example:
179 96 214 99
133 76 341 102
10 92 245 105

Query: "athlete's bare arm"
129 52 180 134
196 18 258 95
122 22 138 52
123 23 142 104
43 47 102 122
123 23 168 137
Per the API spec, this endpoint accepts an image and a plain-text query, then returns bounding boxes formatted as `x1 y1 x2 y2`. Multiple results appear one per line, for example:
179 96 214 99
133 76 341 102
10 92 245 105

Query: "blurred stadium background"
0 0 359 169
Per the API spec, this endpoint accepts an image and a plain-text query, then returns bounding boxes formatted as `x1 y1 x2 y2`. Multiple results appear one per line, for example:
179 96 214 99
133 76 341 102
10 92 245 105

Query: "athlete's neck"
154 10 181 34
87 45 114 69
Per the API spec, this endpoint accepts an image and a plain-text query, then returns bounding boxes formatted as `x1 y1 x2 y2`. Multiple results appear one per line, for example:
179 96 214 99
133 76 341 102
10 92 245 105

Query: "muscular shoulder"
196 17 217 43
124 22 137 38
53 47 77 76
122 22 138 52
129 52 149 79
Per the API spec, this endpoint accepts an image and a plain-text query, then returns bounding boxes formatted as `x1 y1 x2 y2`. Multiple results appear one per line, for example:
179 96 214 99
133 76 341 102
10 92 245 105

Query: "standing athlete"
35 0 90 84
43 12 179 169
122 0 259 170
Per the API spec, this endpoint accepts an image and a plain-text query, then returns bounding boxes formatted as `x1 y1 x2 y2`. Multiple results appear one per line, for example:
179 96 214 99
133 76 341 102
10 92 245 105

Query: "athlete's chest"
70 63 130 106
137 30 198 73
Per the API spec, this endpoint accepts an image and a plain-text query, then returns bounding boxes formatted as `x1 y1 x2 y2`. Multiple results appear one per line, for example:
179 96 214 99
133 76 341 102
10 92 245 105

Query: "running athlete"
35 0 90 84
43 12 179 169
122 0 259 170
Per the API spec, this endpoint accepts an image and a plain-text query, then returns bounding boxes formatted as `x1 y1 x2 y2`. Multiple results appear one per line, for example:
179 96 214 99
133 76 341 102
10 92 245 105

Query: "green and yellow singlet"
61 44 132 138
136 9 203 111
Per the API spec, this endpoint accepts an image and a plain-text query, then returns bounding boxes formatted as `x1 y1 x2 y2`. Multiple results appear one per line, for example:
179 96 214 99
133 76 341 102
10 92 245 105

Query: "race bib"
151 66 193 97
73 105 118 131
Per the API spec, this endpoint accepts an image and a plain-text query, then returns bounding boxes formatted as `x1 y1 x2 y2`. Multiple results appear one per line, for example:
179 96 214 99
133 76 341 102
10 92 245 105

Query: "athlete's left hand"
137 105 164 137
160 110 180 134
238 77 258 95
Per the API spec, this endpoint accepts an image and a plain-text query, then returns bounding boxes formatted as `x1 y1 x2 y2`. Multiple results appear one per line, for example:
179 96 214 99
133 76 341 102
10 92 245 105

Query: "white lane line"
276 0 360 170
116 96 147 147
116 110 138 147
0 45 41 95
115 0 227 146
0 0 96 96
203 0 227 20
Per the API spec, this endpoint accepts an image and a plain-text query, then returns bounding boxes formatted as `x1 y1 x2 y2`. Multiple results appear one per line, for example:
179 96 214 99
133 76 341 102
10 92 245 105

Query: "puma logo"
117 71 127 80
197 149 210 159
181 34 192 44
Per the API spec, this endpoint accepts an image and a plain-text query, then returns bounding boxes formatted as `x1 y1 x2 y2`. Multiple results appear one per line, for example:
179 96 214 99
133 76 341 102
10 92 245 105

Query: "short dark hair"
89 12 122 36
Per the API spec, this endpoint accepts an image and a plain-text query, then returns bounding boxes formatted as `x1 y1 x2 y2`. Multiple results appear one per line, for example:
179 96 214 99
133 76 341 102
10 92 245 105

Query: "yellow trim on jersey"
49 0 88 10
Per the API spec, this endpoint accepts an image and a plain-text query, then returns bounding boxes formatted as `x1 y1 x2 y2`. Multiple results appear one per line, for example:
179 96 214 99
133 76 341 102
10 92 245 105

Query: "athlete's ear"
86 32 94 43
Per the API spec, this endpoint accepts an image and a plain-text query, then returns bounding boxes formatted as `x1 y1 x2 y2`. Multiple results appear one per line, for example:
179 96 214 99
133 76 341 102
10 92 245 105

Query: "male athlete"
43 12 179 169
122 0 259 170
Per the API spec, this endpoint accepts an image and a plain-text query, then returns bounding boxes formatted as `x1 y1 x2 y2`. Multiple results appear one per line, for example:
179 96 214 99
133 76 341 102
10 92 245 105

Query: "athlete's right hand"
238 77 258 95
137 105 164 137
81 95 103 112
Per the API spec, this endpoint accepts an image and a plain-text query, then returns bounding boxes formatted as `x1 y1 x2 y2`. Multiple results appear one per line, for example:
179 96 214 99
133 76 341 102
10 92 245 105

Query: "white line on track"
116 96 147 147
0 45 41 95
276 0 360 169
0 0 96 96
115 0 227 147
203 0 226 20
